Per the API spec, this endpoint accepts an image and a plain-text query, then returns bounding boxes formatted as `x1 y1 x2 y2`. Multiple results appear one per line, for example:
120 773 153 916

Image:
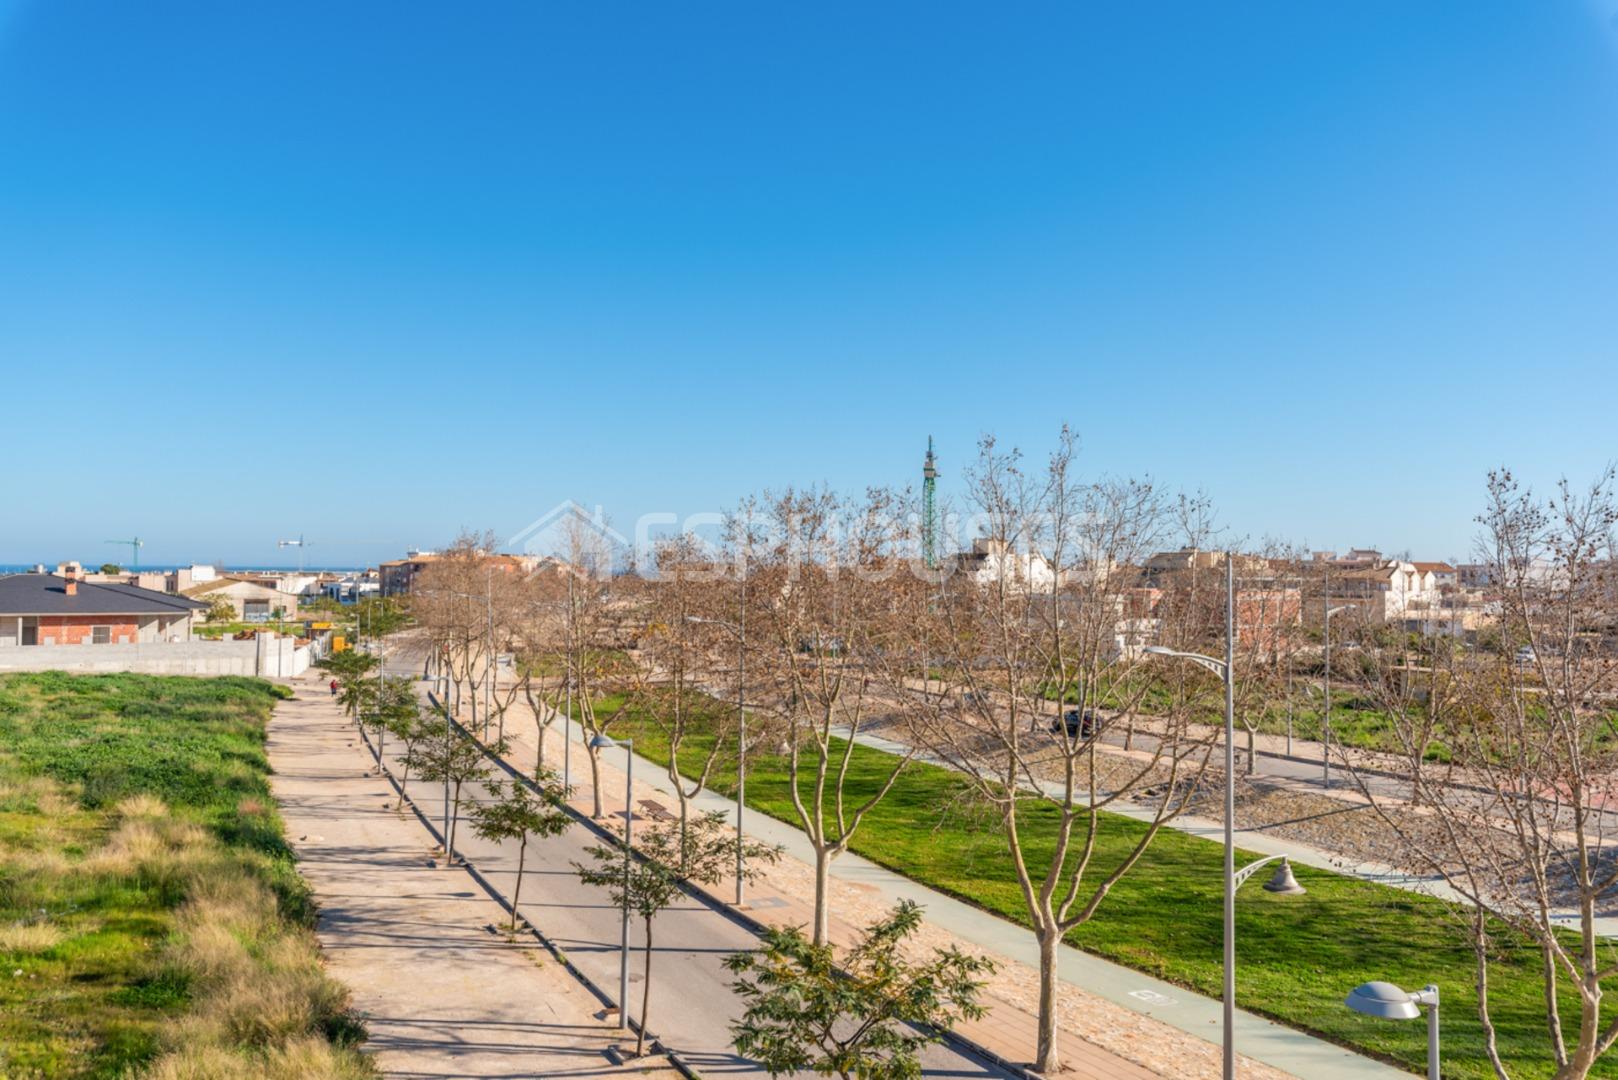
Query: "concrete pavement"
358 673 1024 1079
523 707 1412 1080
268 675 686 1080
380 639 1417 1077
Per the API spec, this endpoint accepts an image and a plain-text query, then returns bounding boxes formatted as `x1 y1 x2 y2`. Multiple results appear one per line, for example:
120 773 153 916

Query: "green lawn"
0 672 370 1079
1039 673 1458 760
193 621 302 640
579 689 1616 1079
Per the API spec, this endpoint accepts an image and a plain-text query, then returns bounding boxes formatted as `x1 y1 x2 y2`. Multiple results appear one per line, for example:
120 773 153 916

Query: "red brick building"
0 571 206 647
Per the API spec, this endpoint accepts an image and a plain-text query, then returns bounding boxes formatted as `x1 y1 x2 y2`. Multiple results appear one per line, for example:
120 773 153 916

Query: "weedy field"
0 671 371 1080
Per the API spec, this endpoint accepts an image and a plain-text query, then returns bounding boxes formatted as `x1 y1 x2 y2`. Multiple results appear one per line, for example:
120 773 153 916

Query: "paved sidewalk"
387 640 1413 1078
268 676 684 1079
511 713 1410 1080
366 667 1022 1079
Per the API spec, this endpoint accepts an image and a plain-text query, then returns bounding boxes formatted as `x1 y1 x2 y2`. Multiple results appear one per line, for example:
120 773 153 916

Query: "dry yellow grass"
0 675 372 1079
11 791 370 1077
133 812 367 1069
144 1035 373 1080
87 813 218 901
0 922 64 953
117 793 171 820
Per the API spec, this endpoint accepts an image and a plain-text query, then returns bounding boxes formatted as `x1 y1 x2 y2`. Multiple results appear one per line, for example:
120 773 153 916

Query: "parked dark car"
1053 708 1101 738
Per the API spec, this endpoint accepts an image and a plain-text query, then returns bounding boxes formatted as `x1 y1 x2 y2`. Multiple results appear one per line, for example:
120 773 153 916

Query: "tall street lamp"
565 572 575 790
590 732 634 1031
440 684 454 864
686 610 748 906
1322 603 1353 790
1144 554 1244 1079
412 637 454 861
1345 981 1439 1080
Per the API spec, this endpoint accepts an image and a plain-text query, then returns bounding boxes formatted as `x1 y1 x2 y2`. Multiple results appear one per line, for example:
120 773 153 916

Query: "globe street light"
1345 981 1439 1080
590 732 634 1031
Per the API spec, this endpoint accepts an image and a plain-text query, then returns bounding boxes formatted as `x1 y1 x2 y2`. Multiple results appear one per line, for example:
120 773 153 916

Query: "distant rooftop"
0 574 207 616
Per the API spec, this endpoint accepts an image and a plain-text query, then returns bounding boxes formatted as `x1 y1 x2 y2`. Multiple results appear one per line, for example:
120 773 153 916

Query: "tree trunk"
398 763 411 809
812 845 832 946
677 794 690 875
1034 923 1061 1073
448 782 461 861
587 744 604 818
511 838 527 934
637 918 654 1058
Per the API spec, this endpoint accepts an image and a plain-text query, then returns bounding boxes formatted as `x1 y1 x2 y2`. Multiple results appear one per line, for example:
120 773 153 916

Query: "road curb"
352 698 705 1079
430 695 1040 1080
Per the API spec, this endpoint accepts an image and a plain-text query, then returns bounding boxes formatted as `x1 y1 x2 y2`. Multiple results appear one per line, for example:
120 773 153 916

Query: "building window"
92 625 111 645
243 600 268 621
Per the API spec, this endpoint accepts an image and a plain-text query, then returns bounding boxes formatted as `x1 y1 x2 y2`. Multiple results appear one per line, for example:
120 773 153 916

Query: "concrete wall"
0 634 321 678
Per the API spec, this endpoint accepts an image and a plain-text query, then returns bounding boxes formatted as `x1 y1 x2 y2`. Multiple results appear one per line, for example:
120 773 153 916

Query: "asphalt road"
380 641 1020 1080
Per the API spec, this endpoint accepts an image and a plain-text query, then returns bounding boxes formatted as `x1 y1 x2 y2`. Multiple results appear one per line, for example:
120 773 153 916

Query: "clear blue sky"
3 1 1616 568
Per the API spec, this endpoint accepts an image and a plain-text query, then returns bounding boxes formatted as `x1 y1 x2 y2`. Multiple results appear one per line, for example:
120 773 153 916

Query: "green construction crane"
922 437 939 570
104 537 143 572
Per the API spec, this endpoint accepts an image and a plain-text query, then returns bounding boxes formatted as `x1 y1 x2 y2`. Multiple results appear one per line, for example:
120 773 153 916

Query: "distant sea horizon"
0 564 367 575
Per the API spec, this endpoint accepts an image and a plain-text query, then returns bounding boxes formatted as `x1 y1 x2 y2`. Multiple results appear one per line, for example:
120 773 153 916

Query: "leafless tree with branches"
888 429 1217 1074
1351 468 1618 1080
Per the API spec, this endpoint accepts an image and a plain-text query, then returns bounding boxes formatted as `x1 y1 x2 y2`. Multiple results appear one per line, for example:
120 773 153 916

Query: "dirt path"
268 675 682 1080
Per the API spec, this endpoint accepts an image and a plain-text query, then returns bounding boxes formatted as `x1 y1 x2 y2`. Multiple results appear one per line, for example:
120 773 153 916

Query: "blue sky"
2 1 1616 568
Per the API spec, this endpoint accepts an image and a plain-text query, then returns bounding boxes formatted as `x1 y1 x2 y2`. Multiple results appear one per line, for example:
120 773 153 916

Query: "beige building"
184 578 301 622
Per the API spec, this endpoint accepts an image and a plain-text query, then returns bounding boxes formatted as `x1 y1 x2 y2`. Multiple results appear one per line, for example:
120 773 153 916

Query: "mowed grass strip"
0 671 371 1080
576 689 1616 1079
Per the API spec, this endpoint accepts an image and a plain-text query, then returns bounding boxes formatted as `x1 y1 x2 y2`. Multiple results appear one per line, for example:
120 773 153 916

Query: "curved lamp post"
1143 555 1243 1079
1236 853 1306 895
590 732 634 1031
1143 558 1308 1080
1345 981 1439 1080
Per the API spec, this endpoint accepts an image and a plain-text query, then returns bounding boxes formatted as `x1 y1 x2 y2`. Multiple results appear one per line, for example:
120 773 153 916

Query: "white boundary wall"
0 634 319 678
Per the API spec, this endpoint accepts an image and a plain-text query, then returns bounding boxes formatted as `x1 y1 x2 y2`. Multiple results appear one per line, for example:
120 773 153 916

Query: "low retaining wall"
0 634 320 677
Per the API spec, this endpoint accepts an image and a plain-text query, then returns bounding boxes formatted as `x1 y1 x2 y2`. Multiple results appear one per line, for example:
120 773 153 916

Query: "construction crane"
922 437 939 570
277 534 312 574
104 536 143 572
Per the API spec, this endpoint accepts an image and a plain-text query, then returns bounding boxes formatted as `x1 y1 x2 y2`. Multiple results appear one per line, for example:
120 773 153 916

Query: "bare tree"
639 535 737 862
1352 468 1618 1080
414 530 501 729
751 486 918 946
555 514 638 819
505 566 570 773
892 430 1216 1074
